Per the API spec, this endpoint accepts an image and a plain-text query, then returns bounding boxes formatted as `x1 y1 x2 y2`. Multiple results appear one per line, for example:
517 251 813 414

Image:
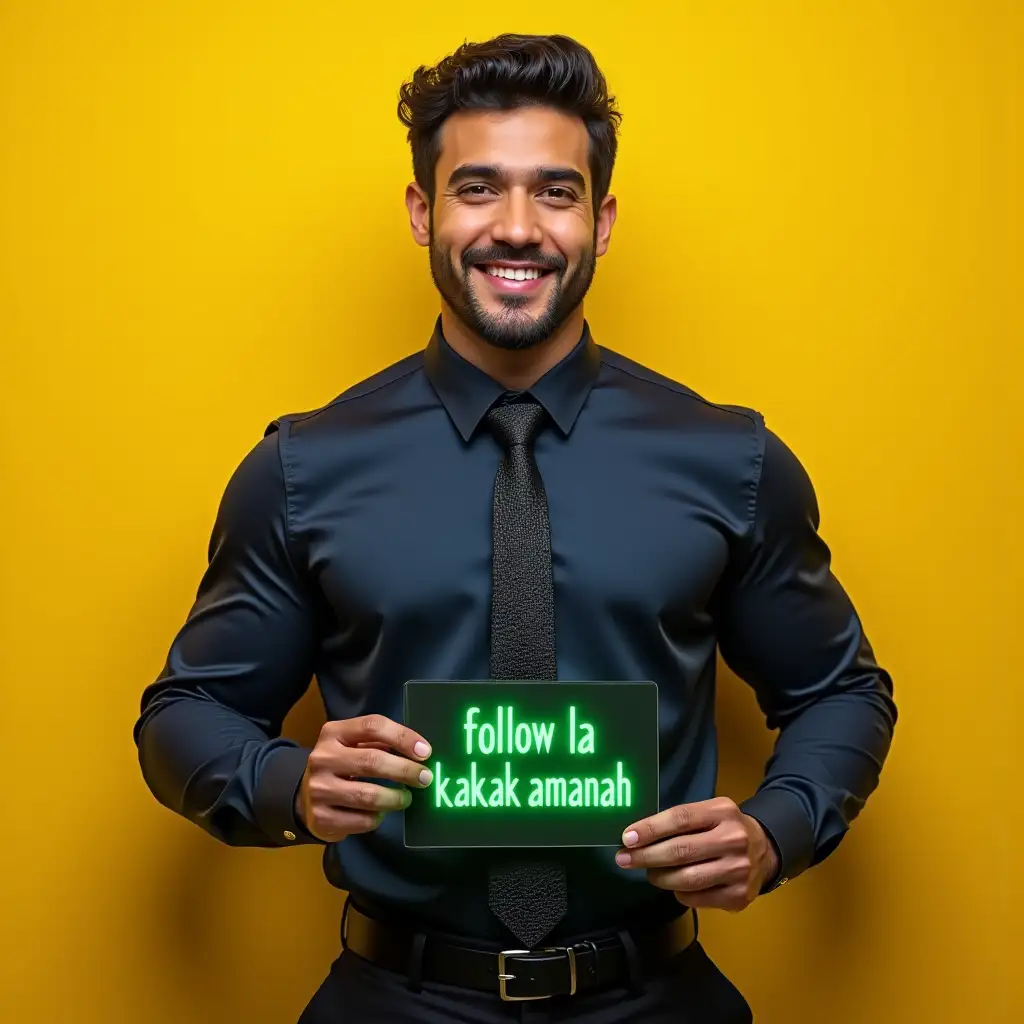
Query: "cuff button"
283 830 297 841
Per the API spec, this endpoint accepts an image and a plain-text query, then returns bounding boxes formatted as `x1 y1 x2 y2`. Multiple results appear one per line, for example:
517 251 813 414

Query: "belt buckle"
498 946 577 1002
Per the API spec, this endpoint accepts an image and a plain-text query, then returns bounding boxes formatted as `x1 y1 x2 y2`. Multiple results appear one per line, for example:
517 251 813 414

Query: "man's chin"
475 320 550 351
455 296 553 350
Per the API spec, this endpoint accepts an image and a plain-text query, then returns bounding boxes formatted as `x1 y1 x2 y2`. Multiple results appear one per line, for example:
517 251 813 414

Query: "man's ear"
595 193 618 257
406 183 431 247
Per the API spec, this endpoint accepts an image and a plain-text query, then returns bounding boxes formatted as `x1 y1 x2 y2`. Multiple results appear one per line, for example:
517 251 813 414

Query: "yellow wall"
2 3 1020 1021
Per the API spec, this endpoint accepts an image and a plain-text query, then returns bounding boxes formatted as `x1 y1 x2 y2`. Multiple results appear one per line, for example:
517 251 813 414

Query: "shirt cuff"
253 744 324 846
739 787 815 893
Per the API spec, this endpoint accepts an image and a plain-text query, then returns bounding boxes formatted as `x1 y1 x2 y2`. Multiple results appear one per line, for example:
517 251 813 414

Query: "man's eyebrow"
446 163 502 187
535 166 588 194
446 164 588 194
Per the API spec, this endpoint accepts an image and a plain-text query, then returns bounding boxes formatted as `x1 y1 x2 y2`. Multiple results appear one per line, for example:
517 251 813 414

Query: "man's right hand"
294 715 433 842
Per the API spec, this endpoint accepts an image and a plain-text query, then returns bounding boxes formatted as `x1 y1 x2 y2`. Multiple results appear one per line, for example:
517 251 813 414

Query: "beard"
429 225 597 352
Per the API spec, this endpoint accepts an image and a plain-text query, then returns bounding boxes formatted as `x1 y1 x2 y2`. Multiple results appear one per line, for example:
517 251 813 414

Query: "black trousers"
297 940 754 1024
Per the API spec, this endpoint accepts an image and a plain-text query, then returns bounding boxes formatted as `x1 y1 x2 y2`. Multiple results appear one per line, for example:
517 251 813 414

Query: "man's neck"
439 305 586 391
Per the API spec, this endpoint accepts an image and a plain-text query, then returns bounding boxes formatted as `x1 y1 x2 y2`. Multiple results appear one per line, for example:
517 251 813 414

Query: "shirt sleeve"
133 425 326 848
716 424 897 891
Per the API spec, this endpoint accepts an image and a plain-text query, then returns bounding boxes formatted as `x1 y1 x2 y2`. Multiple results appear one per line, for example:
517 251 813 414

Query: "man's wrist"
739 787 816 894
753 819 782 890
292 787 319 841
252 744 324 846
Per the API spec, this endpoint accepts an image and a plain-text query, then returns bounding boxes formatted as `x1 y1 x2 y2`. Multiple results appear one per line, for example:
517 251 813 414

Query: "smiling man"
134 33 896 1024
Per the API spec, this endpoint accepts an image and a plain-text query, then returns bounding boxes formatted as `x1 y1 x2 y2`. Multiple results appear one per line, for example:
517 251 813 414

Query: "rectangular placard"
403 680 659 848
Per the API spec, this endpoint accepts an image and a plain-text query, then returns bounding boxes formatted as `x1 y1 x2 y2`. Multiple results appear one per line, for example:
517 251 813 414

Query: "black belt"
342 900 698 1002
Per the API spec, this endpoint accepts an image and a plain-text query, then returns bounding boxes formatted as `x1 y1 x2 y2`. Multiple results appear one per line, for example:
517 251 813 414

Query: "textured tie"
484 394 568 949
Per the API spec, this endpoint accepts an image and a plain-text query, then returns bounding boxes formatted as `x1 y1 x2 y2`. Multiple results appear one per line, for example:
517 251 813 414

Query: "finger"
335 715 432 761
305 808 383 842
330 780 412 813
622 799 726 849
673 885 744 911
337 744 434 789
615 831 719 869
647 857 748 893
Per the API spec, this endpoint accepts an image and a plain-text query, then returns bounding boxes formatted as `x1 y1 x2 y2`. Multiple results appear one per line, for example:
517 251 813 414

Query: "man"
134 33 896 1023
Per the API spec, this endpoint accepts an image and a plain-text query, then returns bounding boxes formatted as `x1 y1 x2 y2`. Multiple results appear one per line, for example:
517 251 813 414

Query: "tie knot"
484 397 548 452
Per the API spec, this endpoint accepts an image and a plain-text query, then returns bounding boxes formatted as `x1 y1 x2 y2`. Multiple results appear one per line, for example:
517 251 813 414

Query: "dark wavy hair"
397 34 622 213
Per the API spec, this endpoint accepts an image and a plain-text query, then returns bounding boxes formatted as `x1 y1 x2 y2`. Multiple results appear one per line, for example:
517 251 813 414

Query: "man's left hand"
615 797 780 912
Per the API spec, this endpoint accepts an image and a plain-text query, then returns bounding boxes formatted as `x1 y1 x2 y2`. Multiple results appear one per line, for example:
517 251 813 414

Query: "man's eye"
542 187 575 201
460 185 494 197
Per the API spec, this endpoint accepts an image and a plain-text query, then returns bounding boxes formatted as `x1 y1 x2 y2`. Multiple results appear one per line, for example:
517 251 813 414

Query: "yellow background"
1 2 1020 1021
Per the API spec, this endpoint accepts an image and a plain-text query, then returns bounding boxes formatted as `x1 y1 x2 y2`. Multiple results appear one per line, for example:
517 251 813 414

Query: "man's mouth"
471 262 557 294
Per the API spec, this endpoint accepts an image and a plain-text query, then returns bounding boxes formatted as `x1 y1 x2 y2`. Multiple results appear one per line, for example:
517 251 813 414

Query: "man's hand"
615 797 780 912
294 715 433 842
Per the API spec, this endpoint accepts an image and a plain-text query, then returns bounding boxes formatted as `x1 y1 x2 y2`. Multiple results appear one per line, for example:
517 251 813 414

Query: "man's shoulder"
264 349 427 439
597 344 765 435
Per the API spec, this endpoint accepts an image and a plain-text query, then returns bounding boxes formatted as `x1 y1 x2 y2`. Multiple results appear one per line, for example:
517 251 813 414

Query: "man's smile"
471 261 556 295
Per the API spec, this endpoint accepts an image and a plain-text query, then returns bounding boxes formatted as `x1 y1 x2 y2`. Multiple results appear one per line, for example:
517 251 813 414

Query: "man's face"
408 107 615 350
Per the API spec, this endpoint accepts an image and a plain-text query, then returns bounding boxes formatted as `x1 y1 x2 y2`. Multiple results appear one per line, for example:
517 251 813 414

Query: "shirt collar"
423 316 602 443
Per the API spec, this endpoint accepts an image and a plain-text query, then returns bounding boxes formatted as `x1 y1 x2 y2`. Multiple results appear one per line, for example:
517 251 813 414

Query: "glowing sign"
403 681 659 848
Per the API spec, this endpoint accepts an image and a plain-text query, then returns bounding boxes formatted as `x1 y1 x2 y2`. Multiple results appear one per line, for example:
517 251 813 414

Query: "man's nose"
491 188 543 249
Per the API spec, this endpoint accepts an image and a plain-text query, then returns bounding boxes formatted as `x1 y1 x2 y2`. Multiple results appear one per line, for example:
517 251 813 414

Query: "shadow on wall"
145 683 337 1024
713 656 877 1012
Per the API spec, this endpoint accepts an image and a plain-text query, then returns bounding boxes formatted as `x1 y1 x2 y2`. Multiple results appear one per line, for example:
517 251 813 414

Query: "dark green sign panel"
403 680 659 848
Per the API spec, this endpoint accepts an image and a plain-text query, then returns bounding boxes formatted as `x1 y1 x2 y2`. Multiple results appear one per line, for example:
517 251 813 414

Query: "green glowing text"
432 760 632 810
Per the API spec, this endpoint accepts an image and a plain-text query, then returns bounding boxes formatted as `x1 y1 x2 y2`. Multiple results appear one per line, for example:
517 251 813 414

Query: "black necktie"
484 394 568 949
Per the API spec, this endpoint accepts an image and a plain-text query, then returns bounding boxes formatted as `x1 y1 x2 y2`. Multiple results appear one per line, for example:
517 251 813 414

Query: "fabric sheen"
134 317 897 942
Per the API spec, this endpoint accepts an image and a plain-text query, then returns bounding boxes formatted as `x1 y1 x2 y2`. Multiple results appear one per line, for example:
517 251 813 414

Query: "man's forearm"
739 674 897 889
134 690 319 848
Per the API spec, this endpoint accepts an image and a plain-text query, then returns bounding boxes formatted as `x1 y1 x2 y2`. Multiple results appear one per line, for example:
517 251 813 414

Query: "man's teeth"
485 266 544 281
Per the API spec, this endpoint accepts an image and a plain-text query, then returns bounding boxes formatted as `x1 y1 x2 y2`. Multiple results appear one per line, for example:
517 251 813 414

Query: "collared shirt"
134 319 896 940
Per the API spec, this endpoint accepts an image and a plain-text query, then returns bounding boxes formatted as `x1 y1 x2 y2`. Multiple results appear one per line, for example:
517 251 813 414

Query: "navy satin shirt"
134 319 896 939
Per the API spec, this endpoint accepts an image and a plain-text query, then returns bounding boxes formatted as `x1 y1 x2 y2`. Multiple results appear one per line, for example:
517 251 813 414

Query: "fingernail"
419 768 433 786
414 741 431 758
623 831 639 847
401 790 413 808
615 851 632 866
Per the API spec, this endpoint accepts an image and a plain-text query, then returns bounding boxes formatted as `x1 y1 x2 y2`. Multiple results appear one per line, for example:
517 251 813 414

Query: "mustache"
461 246 567 273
